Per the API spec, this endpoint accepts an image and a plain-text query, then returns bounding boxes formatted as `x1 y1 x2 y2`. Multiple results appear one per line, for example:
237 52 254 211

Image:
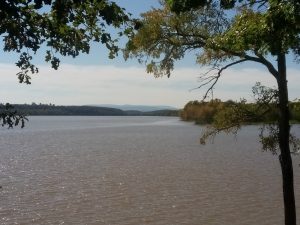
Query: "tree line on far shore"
180 99 300 125
0 103 178 117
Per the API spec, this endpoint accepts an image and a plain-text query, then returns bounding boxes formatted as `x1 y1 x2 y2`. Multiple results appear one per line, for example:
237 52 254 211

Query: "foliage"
1 0 130 127
0 103 27 128
166 0 209 13
204 83 299 155
290 99 300 121
258 124 300 155
1 0 130 84
125 0 300 152
180 99 225 124
124 3 229 78
125 0 299 81
179 83 300 154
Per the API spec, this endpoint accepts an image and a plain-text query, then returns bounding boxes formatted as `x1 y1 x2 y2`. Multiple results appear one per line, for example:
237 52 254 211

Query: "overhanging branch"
240 52 278 79
193 59 249 99
216 46 279 79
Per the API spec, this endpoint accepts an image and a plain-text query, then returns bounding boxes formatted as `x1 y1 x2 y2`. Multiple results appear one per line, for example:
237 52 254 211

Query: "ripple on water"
0 117 299 225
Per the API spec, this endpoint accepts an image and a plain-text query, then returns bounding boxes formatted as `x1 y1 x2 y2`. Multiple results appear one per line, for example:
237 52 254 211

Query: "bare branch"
192 59 249 99
200 122 240 145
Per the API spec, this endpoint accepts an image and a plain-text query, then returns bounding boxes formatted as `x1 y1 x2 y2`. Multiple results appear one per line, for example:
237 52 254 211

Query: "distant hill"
89 104 178 112
12 104 125 116
8 104 179 117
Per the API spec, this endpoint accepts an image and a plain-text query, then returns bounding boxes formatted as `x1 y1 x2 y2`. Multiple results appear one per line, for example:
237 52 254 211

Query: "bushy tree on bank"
181 84 300 125
124 0 299 224
0 0 130 127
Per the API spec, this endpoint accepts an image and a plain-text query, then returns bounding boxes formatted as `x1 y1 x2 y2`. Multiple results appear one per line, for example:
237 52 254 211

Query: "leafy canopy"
125 0 299 79
1 0 130 84
125 3 229 77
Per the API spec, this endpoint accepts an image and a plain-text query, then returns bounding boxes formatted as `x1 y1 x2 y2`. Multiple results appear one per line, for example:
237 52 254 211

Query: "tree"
0 0 130 127
124 1 299 224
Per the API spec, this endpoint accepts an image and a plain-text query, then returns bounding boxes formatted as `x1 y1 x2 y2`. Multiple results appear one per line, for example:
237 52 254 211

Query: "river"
0 116 299 224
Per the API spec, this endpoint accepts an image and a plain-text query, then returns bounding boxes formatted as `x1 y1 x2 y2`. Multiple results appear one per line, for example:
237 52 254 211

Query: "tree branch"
193 59 249 99
253 52 279 79
215 46 279 79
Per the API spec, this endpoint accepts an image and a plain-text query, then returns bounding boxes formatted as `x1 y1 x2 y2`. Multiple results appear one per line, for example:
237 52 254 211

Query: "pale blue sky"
0 1 299 108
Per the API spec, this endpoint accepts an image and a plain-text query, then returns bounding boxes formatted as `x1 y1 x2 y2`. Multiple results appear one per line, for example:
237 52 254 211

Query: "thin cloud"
0 63 299 107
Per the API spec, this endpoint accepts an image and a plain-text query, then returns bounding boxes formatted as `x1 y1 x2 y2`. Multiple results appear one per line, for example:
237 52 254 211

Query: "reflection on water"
0 116 299 225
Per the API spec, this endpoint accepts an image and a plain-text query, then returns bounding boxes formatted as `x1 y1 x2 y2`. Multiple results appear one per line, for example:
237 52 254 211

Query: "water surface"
0 116 299 224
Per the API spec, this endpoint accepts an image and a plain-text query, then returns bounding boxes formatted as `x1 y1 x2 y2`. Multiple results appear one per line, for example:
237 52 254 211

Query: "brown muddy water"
0 116 299 225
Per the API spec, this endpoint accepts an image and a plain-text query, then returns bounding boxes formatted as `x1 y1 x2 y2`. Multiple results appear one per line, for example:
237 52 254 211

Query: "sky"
0 0 299 108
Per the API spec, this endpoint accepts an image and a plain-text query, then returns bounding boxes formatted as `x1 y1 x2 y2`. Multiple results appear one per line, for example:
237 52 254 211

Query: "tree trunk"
277 53 297 225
